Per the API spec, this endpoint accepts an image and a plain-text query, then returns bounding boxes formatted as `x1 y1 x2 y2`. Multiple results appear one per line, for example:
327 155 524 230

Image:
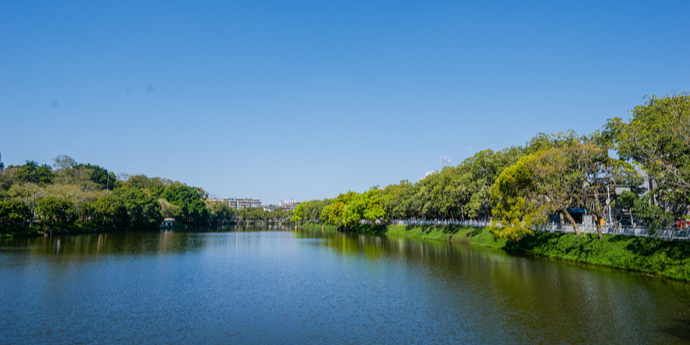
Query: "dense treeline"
301 94 690 240
292 199 332 223
0 155 285 235
0 157 163 233
235 207 291 222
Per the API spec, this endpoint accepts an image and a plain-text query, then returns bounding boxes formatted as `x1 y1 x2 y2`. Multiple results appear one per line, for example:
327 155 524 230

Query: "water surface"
1 229 689 344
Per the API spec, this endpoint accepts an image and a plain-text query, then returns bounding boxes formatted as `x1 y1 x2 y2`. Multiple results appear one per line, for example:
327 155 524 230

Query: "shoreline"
302 223 690 282
7 222 689 282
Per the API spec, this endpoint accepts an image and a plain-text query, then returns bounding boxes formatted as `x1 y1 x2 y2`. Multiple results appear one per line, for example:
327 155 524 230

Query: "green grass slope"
383 224 690 281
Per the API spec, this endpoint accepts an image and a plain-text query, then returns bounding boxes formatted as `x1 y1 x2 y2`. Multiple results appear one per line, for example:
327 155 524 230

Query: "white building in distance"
226 198 262 209
278 199 300 211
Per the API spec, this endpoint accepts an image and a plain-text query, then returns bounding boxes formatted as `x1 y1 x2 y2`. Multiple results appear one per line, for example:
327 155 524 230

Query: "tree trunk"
562 209 580 236
630 212 634 228
594 215 603 240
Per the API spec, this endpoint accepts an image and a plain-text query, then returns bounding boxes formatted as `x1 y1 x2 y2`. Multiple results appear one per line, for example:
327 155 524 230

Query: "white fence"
391 219 690 241
536 223 690 240
391 219 490 227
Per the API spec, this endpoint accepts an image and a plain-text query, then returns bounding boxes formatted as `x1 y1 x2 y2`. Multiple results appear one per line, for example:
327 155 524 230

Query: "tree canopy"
607 93 690 208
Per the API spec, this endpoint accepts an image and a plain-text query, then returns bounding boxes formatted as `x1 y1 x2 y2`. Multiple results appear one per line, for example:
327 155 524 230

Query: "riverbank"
345 224 690 282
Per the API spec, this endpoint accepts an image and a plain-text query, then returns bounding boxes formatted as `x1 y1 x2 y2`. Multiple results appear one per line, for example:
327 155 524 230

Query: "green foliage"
91 196 128 228
205 199 236 224
628 194 675 233
509 231 690 282
458 147 523 219
161 183 209 225
320 189 387 230
36 197 76 226
126 175 170 198
15 161 53 185
381 180 415 219
76 164 116 191
88 186 161 229
41 156 117 194
112 187 162 229
491 141 624 240
523 130 582 155
608 93 690 207
52 155 77 170
292 203 305 222
381 224 690 282
159 198 183 219
321 191 357 227
0 167 14 193
375 146 522 222
0 199 31 228
235 207 290 221
0 156 218 234
4 93 690 245
292 199 331 222
490 156 538 241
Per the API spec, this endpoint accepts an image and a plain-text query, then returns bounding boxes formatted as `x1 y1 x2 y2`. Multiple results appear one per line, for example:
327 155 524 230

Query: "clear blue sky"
1 1 689 204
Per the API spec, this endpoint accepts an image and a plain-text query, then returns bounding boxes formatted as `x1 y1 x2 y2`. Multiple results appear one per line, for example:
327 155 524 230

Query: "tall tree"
606 93 690 210
491 142 622 240
52 155 77 170
161 182 209 225
0 199 31 228
15 161 54 185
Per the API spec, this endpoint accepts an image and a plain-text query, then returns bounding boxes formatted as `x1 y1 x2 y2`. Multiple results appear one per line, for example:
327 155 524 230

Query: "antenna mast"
441 156 451 167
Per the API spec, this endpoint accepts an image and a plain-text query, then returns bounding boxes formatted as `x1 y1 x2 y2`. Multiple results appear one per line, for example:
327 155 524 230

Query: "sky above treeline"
1 1 689 204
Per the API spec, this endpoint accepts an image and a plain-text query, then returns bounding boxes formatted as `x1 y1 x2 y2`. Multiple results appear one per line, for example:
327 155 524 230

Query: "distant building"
278 199 300 211
227 198 262 209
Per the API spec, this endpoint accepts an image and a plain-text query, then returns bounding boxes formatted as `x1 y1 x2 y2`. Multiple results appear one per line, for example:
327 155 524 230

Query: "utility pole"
607 186 612 225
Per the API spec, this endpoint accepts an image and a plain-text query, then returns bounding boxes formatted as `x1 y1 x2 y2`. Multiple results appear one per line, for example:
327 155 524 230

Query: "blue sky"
1 0 689 204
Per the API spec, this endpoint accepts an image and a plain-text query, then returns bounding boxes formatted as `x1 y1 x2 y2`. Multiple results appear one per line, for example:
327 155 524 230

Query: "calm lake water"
2 228 690 344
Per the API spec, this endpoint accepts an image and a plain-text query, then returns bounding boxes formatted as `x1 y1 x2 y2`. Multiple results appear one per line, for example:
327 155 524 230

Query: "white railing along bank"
390 219 690 241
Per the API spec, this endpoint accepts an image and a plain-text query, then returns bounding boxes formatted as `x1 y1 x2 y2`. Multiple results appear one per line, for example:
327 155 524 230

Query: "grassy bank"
380 224 690 282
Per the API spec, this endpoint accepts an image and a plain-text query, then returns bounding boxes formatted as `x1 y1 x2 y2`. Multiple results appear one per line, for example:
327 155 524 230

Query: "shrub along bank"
378 224 690 282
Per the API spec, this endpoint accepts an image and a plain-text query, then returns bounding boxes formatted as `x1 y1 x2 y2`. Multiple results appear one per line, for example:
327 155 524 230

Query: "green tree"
206 199 235 225
569 143 627 239
92 195 128 228
292 199 332 222
321 191 359 228
457 147 523 220
75 164 116 190
159 198 183 219
320 189 387 230
161 183 209 225
381 181 415 219
492 142 625 240
292 203 306 222
126 175 170 197
52 155 77 170
490 155 542 241
36 197 76 227
110 186 162 229
0 199 31 229
15 161 53 185
606 93 690 210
